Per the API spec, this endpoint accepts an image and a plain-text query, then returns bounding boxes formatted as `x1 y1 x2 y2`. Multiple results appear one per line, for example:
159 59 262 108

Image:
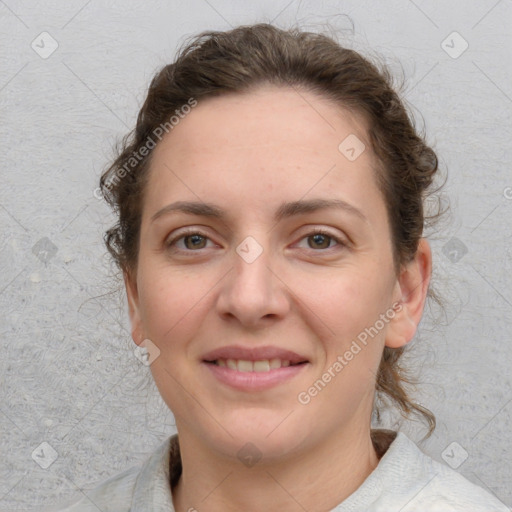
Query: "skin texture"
124 85 432 512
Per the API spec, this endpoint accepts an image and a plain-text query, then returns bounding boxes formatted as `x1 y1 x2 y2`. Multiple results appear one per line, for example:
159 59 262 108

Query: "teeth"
269 358 281 369
237 360 253 372
215 358 297 372
253 360 270 372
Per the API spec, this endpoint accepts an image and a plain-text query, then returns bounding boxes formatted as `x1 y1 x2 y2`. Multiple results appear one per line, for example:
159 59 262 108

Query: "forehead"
153 85 370 160
143 85 385 224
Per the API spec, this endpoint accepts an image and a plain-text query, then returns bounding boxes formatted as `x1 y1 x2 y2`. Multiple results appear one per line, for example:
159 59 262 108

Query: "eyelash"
165 228 347 254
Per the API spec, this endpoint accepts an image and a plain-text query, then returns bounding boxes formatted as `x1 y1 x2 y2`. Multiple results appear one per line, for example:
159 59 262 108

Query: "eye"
165 229 216 252
165 228 347 254
296 230 346 251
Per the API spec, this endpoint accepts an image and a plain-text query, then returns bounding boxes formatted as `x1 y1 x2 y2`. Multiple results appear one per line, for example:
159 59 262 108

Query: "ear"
385 238 432 348
124 270 144 346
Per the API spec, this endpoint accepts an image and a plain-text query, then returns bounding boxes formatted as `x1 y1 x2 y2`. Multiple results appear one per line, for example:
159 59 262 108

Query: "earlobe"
385 238 432 349
123 270 144 345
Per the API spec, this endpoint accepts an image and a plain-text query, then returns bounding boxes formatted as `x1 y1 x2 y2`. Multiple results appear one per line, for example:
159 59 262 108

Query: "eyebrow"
151 198 368 224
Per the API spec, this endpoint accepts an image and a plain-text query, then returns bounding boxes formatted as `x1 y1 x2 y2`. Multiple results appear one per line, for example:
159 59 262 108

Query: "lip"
202 360 309 391
201 345 310 392
201 345 308 364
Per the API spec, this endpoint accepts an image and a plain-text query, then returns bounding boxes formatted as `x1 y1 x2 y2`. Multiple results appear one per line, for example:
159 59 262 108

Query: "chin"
200 412 310 463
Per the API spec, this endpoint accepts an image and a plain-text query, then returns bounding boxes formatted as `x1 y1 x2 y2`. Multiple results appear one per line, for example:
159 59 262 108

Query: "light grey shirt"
47 432 509 511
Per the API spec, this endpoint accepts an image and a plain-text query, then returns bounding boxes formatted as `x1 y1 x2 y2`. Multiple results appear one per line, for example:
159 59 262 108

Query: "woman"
54 23 508 511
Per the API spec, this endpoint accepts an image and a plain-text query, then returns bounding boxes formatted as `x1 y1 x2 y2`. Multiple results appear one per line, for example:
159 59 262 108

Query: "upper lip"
202 345 309 364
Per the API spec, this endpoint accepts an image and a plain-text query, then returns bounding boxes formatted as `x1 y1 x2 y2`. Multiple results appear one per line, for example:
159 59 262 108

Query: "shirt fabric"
49 431 509 512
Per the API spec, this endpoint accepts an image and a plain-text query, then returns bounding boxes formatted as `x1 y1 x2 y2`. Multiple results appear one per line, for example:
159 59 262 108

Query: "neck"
172 425 380 512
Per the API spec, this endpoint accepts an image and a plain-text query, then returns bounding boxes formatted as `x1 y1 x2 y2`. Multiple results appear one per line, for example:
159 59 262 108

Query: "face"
125 85 430 461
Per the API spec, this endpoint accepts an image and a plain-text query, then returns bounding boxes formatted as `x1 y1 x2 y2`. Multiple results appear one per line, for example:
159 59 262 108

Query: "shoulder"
373 432 509 511
340 431 509 511
412 451 509 511
46 435 177 512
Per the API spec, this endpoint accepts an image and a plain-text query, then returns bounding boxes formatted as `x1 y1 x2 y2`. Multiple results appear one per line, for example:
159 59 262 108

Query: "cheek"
316 270 393 337
138 267 211 350
308 277 390 404
306 266 395 388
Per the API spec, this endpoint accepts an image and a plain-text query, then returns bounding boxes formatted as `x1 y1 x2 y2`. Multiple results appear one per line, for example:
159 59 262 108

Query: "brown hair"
101 23 444 435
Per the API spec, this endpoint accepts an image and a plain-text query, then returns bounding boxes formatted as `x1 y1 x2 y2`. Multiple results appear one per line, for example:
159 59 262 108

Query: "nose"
216 238 290 328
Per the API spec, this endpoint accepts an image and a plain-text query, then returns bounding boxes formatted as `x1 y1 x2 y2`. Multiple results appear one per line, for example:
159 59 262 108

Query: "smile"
209 358 305 372
202 359 309 391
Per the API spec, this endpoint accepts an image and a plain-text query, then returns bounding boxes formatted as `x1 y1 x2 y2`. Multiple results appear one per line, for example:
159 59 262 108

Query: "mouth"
201 346 310 391
204 358 307 372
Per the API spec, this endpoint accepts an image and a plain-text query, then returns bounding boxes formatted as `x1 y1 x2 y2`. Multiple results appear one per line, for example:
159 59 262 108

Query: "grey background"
1 0 511 510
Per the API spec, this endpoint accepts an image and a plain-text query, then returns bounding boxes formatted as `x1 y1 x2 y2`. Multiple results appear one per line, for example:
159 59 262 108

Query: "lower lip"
202 361 309 391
